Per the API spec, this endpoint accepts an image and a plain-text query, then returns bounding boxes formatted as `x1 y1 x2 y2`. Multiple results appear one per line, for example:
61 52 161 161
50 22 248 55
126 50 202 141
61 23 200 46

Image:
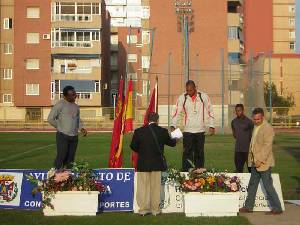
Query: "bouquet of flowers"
168 167 241 193
26 161 105 209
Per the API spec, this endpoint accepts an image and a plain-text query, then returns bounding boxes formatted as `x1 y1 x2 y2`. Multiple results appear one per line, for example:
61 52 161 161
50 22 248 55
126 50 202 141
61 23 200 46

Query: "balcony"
51 92 101 106
228 0 243 4
228 39 243 53
52 14 102 29
52 41 101 54
228 13 242 27
111 44 118 51
52 67 101 80
111 64 118 71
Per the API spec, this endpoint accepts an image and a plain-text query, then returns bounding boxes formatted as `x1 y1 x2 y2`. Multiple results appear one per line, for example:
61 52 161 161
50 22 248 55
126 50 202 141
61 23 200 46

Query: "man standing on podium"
171 80 215 172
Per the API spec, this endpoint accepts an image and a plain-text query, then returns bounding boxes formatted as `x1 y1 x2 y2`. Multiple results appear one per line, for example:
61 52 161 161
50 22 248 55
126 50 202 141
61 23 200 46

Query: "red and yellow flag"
109 79 134 168
124 79 133 134
108 79 124 168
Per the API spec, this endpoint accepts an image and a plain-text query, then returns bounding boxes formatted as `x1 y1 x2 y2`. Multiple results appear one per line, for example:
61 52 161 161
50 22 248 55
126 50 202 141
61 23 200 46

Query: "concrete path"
241 203 300 225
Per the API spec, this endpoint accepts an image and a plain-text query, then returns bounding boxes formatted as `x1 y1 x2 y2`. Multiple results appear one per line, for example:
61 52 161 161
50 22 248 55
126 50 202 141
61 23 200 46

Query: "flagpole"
155 76 158 113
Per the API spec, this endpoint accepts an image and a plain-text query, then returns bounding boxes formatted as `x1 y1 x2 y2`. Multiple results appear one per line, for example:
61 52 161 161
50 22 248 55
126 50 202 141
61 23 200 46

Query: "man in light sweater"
48 86 87 169
171 80 215 171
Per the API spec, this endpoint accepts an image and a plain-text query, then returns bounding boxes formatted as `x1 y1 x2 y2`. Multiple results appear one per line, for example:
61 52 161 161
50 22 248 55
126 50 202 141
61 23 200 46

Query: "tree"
264 82 295 115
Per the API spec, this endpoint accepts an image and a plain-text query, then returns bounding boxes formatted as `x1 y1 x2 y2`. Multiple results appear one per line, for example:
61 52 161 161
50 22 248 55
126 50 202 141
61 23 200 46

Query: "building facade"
0 0 14 119
0 0 111 122
244 0 300 115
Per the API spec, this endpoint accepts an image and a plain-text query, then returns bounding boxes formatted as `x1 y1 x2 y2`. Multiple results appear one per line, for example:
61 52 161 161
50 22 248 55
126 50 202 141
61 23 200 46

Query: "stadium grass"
0 132 299 225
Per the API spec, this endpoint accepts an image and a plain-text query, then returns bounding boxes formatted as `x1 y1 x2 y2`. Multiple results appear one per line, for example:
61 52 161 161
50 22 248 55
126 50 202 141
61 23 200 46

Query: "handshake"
169 126 183 139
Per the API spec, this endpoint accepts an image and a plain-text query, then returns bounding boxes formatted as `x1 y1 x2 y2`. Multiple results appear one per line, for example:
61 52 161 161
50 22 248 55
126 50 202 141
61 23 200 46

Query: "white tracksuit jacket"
171 92 215 133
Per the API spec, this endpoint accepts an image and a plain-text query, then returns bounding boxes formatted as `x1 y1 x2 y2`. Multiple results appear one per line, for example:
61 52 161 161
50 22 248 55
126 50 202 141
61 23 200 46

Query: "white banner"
133 173 285 213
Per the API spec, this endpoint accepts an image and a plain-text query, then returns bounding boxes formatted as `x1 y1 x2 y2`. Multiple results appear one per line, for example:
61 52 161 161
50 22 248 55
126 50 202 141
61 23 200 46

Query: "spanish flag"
124 79 133 134
108 79 124 168
111 79 134 167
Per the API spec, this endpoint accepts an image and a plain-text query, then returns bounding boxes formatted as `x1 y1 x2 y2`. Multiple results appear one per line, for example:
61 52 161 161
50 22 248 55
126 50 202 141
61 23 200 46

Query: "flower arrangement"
26 162 105 209
167 167 241 193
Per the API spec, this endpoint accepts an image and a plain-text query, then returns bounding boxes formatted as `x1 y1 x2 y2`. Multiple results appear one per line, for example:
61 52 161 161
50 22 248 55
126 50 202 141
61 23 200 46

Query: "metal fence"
0 106 299 131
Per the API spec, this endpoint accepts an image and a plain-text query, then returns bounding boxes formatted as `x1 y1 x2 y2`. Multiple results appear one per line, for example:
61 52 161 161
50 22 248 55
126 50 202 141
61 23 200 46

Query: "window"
26 84 39 96
26 59 40 70
3 94 12 103
228 27 238 39
142 31 150 44
127 35 137 44
77 3 91 14
142 56 150 69
51 81 55 100
26 33 40 44
289 18 295 27
92 3 100 14
27 7 40 18
111 35 118 45
128 73 137 81
289 31 295 39
3 18 12 29
228 53 240 64
61 3 75 14
92 32 100 41
288 5 295 14
128 54 137 63
3 69 12 79
77 92 91 99
95 80 100 92
290 42 295 51
142 80 148 95
4 44 12 54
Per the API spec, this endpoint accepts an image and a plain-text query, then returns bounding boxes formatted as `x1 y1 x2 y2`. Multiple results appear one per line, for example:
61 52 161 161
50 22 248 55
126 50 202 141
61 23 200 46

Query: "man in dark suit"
130 112 176 216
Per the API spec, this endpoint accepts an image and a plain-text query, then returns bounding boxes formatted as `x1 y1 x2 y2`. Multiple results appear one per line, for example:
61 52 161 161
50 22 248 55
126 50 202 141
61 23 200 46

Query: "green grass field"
0 132 299 225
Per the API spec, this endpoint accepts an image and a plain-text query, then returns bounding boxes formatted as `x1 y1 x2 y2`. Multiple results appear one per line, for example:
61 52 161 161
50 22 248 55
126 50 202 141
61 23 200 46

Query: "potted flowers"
168 168 241 217
26 162 105 216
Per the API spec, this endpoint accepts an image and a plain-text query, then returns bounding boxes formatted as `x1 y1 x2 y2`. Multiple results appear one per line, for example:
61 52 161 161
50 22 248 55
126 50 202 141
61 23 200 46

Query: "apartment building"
0 0 14 119
245 0 300 115
227 0 244 105
0 0 111 122
51 0 111 111
105 0 151 108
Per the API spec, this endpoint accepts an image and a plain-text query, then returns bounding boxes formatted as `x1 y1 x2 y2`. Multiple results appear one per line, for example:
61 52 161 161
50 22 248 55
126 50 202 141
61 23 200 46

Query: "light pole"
174 0 194 83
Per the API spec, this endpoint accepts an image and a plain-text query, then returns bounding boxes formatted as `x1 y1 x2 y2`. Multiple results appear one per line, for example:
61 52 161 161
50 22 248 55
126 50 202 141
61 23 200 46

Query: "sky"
296 0 300 52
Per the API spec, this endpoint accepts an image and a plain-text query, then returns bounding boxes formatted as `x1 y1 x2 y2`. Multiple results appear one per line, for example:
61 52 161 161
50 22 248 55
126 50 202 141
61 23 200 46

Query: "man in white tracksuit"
171 80 215 171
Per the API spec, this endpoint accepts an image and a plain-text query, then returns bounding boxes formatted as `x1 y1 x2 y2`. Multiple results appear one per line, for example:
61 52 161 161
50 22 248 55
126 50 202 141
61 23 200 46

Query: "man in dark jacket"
130 112 176 216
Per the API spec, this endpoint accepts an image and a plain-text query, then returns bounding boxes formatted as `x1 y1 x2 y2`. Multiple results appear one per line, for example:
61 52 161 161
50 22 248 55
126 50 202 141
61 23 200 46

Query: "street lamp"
174 0 194 82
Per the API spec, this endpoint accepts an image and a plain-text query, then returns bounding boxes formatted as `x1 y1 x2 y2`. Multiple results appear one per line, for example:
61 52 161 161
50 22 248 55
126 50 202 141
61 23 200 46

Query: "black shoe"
265 210 283 215
239 207 253 213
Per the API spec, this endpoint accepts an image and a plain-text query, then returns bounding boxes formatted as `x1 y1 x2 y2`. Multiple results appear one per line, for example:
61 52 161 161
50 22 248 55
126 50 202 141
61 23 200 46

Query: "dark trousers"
54 132 78 169
234 152 251 173
182 132 205 172
245 167 282 212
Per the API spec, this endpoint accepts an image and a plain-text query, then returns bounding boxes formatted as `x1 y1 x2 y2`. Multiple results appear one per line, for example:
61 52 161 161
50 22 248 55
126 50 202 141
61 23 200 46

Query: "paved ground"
241 203 300 225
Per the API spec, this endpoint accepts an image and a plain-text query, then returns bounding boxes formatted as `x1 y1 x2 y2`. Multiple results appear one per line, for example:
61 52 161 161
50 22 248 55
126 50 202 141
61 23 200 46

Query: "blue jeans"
245 166 282 212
